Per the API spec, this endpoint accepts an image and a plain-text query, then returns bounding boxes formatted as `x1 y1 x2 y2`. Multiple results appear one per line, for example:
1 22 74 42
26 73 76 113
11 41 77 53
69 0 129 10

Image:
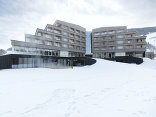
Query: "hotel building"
92 26 146 58
11 20 86 57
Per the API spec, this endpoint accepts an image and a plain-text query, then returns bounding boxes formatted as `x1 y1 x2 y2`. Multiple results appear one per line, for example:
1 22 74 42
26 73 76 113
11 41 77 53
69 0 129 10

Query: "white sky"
0 0 156 49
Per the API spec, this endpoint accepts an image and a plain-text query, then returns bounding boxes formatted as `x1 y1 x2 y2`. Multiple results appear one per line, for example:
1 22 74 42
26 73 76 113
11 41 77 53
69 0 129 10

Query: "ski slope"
0 59 156 117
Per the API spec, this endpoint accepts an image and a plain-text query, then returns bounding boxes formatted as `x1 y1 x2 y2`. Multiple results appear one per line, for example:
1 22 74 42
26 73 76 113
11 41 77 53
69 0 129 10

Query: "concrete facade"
11 20 86 57
92 26 146 58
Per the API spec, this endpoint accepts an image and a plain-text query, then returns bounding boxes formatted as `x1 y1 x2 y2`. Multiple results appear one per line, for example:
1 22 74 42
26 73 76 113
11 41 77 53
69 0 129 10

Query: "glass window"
117 40 124 44
62 44 68 48
63 31 68 36
117 46 123 49
69 39 74 43
37 32 42 36
45 34 51 38
116 35 124 38
62 37 68 41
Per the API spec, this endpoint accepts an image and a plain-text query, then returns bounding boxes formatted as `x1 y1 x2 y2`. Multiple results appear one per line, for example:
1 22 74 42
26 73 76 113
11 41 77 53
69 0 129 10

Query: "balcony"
76 46 80 50
75 30 80 34
62 37 68 42
82 42 85 46
69 45 75 49
54 36 61 41
44 34 52 39
53 29 61 34
54 42 61 47
62 25 68 30
82 37 85 41
76 40 80 44
62 44 68 48
69 39 74 43
75 35 80 39
69 28 74 32
45 41 52 46
46 28 53 32
54 23 62 28
69 34 74 38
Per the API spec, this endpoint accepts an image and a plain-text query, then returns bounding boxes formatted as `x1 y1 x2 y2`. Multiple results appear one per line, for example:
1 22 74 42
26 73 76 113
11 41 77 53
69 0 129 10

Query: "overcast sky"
0 0 156 49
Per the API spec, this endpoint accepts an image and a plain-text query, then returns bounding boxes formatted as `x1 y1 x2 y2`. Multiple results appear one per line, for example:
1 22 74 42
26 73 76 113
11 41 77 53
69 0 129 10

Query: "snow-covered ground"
0 59 156 117
146 32 156 46
146 32 156 53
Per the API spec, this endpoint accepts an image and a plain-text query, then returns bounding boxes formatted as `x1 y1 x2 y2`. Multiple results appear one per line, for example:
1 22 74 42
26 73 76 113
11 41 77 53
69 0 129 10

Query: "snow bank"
0 59 156 117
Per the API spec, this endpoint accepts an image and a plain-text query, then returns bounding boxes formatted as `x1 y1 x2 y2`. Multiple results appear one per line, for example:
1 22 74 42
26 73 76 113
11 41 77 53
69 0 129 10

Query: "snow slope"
0 59 156 117
146 32 156 46
146 32 156 53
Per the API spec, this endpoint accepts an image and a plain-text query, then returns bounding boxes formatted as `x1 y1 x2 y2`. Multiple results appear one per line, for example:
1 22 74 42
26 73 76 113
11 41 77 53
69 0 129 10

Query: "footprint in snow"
64 112 71 117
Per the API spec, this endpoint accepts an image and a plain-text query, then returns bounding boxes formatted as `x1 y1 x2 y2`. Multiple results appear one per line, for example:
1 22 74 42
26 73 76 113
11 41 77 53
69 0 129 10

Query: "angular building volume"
11 20 86 57
92 26 146 58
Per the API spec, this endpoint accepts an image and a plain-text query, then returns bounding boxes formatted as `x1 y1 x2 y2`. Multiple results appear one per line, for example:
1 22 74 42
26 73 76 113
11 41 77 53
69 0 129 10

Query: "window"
94 42 99 46
62 37 68 41
62 44 68 48
101 32 107 35
62 25 68 30
76 40 80 44
76 30 80 34
75 35 80 39
117 40 124 44
76 46 80 50
37 32 42 36
69 28 74 32
126 35 132 38
55 23 61 27
69 33 74 38
94 38 99 41
109 46 115 49
63 31 68 36
137 39 143 42
116 35 124 38
54 29 61 34
45 41 52 45
126 45 133 49
25 37 31 42
46 28 52 32
116 30 124 33
54 42 61 47
107 30 115 34
54 36 61 40
82 37 85 41
137 45 145 48
94 47 99 50
94 32 100 36
35 39 42 44
69 39 74 43
69 45 74 49
82 42 85 46
82 32 85 35
132 34 136 37
101 47 106 50
127 40 131 43
45 34 51 38
116 46 123 49
82 47 85 50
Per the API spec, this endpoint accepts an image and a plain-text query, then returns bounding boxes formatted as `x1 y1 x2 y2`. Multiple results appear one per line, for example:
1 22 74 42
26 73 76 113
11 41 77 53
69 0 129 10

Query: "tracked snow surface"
0 58 156 117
